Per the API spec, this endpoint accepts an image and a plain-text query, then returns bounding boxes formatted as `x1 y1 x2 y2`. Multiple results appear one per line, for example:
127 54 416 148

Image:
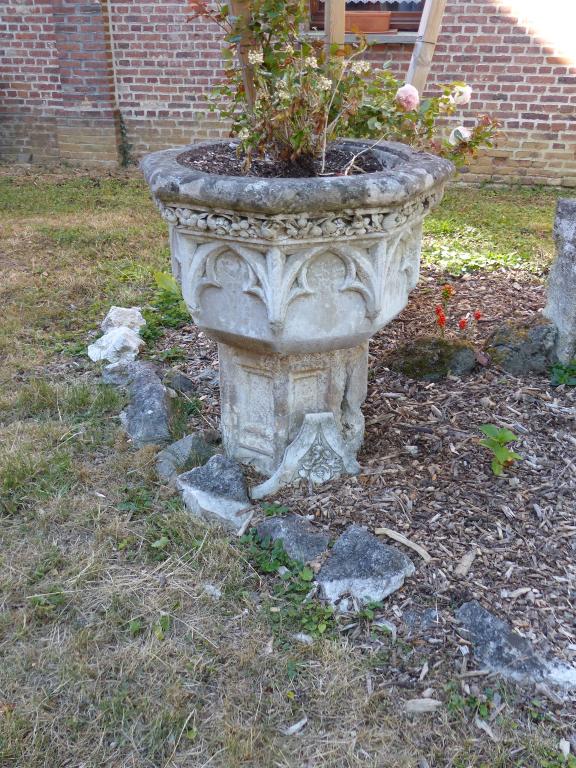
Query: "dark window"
309 0 424 33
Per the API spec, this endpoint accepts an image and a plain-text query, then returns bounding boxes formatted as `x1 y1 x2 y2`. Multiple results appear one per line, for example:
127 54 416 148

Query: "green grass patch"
6 380 125 422
423 186 573 275
0 447 74 516
0 176 148 216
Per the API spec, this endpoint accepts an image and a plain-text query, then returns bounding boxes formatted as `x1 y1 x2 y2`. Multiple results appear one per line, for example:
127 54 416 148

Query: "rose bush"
188 0 498 175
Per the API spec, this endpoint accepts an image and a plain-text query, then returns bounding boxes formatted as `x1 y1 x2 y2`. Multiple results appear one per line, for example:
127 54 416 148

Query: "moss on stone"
383 336 476 382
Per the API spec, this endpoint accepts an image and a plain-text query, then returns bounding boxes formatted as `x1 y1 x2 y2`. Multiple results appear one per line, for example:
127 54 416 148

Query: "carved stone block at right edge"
545 198 576 363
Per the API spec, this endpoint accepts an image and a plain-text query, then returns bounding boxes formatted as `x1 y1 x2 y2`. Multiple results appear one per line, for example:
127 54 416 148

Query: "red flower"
436 312 446 328
473 310 482 321
458 317 468 330
435 305 443 316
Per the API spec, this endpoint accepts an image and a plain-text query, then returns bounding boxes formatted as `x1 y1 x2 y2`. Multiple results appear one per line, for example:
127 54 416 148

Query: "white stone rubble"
101 305 146 333
87 326 145 364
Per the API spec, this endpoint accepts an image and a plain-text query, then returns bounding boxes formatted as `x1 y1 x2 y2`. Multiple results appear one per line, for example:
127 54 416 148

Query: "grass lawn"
0 171 574 767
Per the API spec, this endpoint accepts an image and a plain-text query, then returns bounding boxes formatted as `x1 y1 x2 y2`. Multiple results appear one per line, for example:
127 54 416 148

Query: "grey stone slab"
156 430 221 483
102 360 158 387
317 524 415 607
545 198 576 363
177 454 252 531
120 367 172 447
163 369 196 395
485 320 558 375
404 607 439 634
255 514 330 563
456 601 576 690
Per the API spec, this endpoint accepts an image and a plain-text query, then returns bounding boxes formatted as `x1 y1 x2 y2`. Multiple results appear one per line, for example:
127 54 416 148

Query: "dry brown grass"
0 170 572 767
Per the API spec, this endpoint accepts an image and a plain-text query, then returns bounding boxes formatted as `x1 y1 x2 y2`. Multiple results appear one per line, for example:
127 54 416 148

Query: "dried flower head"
303 56 318 69
350 60 371 76
247 49 264 66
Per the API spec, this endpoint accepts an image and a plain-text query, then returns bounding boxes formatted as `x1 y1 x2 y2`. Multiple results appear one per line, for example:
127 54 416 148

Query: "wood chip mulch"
162 268 576 703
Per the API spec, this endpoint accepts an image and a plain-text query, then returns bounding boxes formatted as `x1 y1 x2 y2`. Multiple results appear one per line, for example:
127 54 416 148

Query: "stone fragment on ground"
163 369 196 395
255 514 330 563
177 454 252 531
544 198 576 363
120 366 172 447
102 360 158 386
88 326 145 364
251 412 360 500
316 524 415 608
383 336 476 381
195 367 220 388
484 319 557 375
403 607 439 634
101 305 146 333
456 600 576 690
156 429 221 483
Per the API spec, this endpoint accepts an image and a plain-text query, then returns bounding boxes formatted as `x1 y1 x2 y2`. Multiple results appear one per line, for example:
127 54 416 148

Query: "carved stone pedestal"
142 139 453 484
218 342 367 476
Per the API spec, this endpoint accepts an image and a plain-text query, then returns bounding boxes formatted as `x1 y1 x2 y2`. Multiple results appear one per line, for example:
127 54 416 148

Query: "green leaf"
479 423 500 439
129 618 144 636
299 566 314 582
151 536 169 549
153 270 180 295
496 428 518 444
491 444 515 463
491 458 503 476
153 614 171 640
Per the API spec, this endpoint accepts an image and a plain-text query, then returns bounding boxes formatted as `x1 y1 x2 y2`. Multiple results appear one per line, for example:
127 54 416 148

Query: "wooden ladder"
325 0 447 92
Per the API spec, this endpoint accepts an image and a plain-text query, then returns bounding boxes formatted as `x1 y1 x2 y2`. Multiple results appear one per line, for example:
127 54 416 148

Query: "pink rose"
395 83 420 111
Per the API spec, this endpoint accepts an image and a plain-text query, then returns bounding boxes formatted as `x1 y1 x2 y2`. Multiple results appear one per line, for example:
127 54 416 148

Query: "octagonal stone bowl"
142 140 453 477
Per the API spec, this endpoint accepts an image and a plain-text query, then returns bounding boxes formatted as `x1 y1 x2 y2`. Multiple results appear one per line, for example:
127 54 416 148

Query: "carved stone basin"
142 140 453 478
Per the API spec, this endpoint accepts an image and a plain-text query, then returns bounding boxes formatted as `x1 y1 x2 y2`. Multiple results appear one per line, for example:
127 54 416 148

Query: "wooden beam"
406 0 447 93
229 0 256 109
324 0 346 49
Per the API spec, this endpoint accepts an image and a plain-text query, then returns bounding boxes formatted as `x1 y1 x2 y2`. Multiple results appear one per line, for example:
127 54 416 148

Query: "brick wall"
1 0 575 185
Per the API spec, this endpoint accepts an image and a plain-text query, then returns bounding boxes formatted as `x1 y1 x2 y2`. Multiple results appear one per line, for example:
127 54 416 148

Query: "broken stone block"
120 367 172 447
250 412 360 500
101 306 146 334
88 326 145 364
156 430 221 483
255 514 330 563
163 369 196 395
544 198 576 363
176 454 252 531
383 336 476 381
102 360 158 387
316 524 415 607
485 319 557 375
456 601 576 690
